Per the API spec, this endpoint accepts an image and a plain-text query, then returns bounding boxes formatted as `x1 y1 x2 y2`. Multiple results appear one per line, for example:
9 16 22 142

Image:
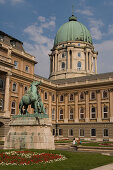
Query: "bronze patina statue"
19 81 45 115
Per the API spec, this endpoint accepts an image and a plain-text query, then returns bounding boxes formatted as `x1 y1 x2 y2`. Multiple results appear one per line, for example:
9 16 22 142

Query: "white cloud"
95 40 113 73
0 0 5 4
24 16 56 78
88 18 104 40
108 24 113 35
76 9 93 16
10 0 24 4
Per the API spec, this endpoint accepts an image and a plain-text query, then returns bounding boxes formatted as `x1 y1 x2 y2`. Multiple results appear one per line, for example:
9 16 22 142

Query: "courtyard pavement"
91 163 113 170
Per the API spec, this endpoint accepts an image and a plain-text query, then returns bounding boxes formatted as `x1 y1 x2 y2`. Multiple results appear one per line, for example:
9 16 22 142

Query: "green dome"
54 15 92 46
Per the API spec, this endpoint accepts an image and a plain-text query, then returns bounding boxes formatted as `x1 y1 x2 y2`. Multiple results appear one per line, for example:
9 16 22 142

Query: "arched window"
103 90 108 99
69 93 74 101
80 107 84 119
91 106 96 119
12 83 17 92
80 92 85 100
59 109 63 120
0 79 4 89
60 95 64 102
52 94 55 102
61 62 65 69
91 92 96 100
0 99 3 111
11 101 16 114
52 108 55 120
77 61 81 70
69 108 74 120
45 107 48 114
103 105 108 119
78 52 81 57
62 53 64 58
24 86 28 93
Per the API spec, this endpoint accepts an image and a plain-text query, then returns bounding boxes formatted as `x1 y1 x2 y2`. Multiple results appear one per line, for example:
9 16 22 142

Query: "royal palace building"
1 14 113 143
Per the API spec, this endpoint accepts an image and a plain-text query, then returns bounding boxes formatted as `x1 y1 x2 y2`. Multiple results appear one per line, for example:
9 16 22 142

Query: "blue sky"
0 0 113 78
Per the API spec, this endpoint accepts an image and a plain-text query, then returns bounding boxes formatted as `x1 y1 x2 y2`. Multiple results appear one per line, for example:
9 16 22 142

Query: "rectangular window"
52 129 55 136
59 129 63 136
14 61 18 69
104 129 108 137
68 129 73 136
91 128 96 137
44 92 48 100
60 95 64 102
52 108 55 120
79 129 84 137
0 99 4 111
59 109 63 120
91 107 96 119
0 79 4 89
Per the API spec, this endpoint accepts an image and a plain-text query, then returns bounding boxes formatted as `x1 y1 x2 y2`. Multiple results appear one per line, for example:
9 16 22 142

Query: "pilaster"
85 91 89 122
4 72 11 118
64 93 68 123
109 88 113 122
48 92 52 121
96 90 102 122
74 92 79 122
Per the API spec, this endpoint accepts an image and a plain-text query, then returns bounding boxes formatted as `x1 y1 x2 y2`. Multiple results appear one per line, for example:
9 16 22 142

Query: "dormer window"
0 35 4 42
10 40 16 47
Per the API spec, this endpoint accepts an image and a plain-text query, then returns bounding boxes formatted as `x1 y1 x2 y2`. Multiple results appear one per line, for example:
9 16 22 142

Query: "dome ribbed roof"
54 15 92 46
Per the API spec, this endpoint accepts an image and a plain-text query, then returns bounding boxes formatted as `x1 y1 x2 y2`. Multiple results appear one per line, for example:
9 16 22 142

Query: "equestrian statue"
19 81 45 115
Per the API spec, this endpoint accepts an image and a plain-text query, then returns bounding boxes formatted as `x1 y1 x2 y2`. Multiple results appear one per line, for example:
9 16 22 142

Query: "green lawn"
0 149 113 170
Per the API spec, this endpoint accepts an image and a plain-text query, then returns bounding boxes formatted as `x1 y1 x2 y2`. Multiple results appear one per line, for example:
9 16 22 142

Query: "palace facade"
1 15 113 143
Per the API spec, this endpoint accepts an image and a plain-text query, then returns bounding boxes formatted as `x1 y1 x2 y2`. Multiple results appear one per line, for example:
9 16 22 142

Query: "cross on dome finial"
72 4 74 16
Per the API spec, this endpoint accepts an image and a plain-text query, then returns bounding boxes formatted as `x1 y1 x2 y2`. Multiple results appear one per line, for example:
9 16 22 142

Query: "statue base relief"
4 115 55 150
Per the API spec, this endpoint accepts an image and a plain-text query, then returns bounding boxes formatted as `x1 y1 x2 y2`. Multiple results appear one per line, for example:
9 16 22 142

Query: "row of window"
14 61 30 72
61 52 81 58
53 128 109 137
58 105 109 120
61 61 82 70
59 90 108 102
61 43 80 48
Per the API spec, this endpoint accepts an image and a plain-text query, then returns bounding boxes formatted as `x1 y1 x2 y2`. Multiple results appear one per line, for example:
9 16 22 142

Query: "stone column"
85 91 89 122
109 89 113 122
53 55 55 72
74 92 79 122
96 90 102 122
67 50 70 70
48 92 52 121
64 93 68 123
56 94 59 123
95 57 97 74
89 53 91 71
86 51 88 72
4 72 11 117
55 53 57 72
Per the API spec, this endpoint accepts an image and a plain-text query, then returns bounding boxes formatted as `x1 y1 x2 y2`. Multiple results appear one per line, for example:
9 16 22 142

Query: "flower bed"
0 150 66 166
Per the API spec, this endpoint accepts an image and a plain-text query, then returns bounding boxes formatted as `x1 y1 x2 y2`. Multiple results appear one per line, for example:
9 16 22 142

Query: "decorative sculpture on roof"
19 81 45 115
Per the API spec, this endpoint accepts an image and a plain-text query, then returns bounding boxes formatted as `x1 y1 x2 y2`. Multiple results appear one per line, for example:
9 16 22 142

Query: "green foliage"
0 149 113 170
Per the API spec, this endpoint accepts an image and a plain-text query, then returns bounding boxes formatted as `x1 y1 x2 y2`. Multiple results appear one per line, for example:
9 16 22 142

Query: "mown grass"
0 149 113 170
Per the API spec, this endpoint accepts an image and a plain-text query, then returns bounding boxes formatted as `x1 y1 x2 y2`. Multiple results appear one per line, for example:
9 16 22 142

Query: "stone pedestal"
4 116 55 150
